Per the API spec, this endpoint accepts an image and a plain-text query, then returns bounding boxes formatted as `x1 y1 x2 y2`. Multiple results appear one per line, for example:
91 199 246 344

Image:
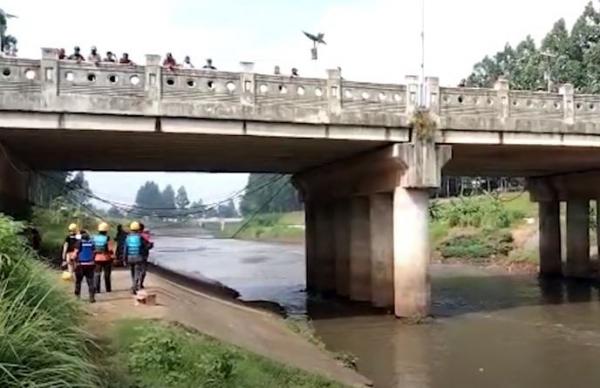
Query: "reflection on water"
152 232 600 388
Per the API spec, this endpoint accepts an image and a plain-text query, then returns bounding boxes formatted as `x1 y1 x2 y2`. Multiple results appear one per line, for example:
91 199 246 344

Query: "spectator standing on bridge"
182 55 194 69
74 230 96 303
138 223 154 289
68 46 84 62
93 222 113 294
290 68 299 78
104 51 117 63
124 221 149 294
88 46 101 64
202 58 216 70
163 52 177 71
57 48 66 60
119 53 134 65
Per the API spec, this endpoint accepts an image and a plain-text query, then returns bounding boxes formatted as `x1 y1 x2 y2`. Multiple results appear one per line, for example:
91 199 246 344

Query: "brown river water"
151 232 600 388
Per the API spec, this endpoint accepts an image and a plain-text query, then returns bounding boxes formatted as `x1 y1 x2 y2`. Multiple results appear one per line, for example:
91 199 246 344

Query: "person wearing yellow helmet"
124 221 149 294
93 222 113 293
61 223 79 278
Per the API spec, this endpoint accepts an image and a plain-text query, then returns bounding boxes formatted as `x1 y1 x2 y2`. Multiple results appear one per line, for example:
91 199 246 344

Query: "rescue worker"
124 222 148 294
115 224 127 266
74 230 96 303
93 222 113 293
62 223 79 278
139 223 154 289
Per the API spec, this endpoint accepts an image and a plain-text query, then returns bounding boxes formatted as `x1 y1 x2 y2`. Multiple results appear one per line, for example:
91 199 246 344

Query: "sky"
2 0 593 205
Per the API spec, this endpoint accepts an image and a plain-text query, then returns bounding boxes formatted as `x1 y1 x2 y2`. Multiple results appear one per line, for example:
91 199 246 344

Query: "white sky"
2 0 593 204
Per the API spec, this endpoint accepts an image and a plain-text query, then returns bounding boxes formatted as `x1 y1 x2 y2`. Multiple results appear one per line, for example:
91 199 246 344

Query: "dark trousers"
94 261 112 293
74 264 95 302
128 255 144 293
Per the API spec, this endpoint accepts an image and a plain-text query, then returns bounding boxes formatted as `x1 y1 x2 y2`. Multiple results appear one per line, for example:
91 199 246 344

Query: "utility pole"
419 0 427 108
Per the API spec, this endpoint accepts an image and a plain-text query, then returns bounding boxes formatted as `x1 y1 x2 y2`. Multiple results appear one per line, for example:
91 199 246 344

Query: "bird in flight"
303 31 326 45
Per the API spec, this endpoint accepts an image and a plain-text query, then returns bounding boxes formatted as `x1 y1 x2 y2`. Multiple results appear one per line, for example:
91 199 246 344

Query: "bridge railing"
0 48 596 131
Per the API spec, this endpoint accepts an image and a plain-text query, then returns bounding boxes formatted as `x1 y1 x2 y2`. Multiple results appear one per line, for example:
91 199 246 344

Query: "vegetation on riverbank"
106 319 344 388
220 211 305 243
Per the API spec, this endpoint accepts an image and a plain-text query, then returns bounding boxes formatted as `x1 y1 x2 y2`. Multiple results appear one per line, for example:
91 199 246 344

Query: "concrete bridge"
2 48 600 318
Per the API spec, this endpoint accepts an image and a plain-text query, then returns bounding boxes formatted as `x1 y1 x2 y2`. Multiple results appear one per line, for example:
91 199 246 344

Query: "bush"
0 214 102 387
439 229 513 260
440 196 524 229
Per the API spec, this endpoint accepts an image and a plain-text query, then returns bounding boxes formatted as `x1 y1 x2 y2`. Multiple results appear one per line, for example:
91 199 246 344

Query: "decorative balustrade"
1 48 600 133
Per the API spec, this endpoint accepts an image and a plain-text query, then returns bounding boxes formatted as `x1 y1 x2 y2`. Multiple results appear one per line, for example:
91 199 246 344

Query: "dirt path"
84 268 372 388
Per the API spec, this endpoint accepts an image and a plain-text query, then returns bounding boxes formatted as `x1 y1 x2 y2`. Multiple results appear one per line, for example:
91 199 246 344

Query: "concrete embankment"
89 268 372 388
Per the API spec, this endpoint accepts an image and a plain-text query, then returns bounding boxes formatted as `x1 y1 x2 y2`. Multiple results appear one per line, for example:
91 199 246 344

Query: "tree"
134 181 163 216
107 206 124 218
175 186 190 209
240 174 302 216
218 199 238 218
190 199 206 218
466 2 600 93
66 171 92 206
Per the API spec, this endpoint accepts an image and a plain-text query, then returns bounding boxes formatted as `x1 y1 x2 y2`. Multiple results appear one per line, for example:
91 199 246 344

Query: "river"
151 232 600 388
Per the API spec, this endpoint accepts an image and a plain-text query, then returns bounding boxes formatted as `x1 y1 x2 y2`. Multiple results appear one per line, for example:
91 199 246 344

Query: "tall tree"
0 9 16 53
134 181 163 215
240 174 302 216
175 186 190 209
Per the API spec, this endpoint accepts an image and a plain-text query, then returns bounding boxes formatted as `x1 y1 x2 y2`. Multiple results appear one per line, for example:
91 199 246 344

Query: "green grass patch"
438 228 514 260
106 319 345 388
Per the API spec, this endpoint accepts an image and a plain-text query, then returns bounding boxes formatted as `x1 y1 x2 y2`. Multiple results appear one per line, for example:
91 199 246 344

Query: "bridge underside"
3 128 600 176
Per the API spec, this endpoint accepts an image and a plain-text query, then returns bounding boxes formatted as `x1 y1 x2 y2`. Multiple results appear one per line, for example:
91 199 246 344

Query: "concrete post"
240 73 256 106
326 68 342 115
314 202 336 294
349 196 371 301
333 200 350 297
304 201 318 292
560 83 575 126
393 187 431 318
538 201 562 277
566 199 590 278
40 48 59 100
369 193 394 308
494 77 510 121
405 75 419 117
145 54 162 105
425 77 440 116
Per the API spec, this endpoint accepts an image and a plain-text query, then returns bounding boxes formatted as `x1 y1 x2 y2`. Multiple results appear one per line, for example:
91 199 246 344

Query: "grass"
0 215 103 387
219 212 305 243
105 319 345 388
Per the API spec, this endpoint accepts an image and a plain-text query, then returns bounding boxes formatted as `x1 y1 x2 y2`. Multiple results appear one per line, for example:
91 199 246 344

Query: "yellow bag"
61 271 72 281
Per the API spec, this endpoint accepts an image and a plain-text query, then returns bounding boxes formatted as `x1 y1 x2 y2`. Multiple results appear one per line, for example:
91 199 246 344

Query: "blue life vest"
93 234 109 252
78 240 95 264
126 234 142 257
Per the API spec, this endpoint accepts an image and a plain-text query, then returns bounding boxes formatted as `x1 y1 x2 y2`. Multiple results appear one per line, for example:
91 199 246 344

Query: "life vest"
78 240 95 264
93 234 109 252
126 234 142 257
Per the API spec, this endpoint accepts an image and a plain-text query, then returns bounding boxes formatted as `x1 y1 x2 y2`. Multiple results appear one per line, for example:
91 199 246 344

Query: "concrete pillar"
314 202 336 294
40 48 59 100
349 197 371 301
326 68 342 115
145 54 162 104
393 187 431 318
240 72 256 106
538 201 562 277
333 200 350 297
566 199 590 278
369 193 394 308
304 201 317 292
0 143 29 218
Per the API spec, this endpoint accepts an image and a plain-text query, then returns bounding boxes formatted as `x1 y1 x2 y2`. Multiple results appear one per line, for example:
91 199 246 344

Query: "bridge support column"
314 202 336 295
0 143 29 218
538 201 562 277
333 200 351 298
369 193 394 308
304 201 318 293
349 196 371 302
566 199 591 278
393 187 431 318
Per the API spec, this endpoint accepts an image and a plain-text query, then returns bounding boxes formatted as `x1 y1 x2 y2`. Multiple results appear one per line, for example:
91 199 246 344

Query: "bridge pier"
538 200 562 277
566 200 590 278
294 140 451 319
0 143 30 218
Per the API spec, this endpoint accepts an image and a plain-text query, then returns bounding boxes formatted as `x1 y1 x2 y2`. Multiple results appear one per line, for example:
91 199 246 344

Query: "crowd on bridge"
62 221 154 303
51 46 302 77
